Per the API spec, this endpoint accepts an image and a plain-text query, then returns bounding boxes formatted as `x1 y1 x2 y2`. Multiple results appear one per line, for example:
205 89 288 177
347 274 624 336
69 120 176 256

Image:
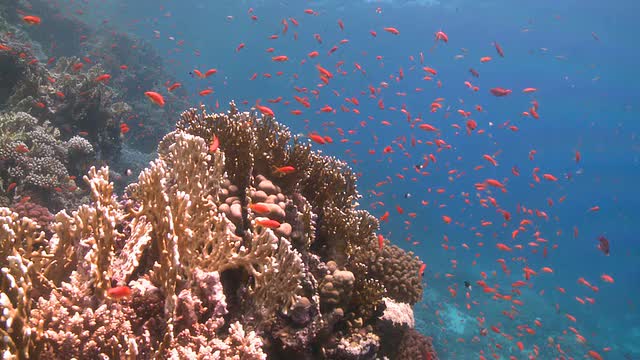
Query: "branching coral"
0 103 434 360
0 207 49 358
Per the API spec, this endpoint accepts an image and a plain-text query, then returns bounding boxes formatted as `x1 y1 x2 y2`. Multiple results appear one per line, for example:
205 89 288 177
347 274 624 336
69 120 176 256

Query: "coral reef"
0 38 121 214
0 111 93 210
0 104 434 359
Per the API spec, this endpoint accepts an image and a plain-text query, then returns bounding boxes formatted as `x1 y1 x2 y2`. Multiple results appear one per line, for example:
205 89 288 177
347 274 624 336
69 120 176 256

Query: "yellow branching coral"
196 214 304 317
46 167 124 301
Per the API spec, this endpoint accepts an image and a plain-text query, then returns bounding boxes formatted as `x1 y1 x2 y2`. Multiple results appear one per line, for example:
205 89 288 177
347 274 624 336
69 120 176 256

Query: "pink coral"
10 200 53 230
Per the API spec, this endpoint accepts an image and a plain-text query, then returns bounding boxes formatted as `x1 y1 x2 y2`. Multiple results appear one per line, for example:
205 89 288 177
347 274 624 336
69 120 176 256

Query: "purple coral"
10 200 53 230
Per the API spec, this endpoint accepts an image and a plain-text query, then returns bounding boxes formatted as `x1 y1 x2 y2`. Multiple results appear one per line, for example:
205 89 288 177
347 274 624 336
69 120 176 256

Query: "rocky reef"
0 104 437 359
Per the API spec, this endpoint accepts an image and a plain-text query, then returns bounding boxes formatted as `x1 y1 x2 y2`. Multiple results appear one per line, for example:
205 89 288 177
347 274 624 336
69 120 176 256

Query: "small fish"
167 82 181 92
15 144 29 153
274 166 295 175
249 203 271 214
271 55 289 62
209 135 219 152
23 15 42 25
95 74 111 82
144 91 165 107
419 263 427 277
192 69 204 78
6 182 17 192
600 274 614 283
597 236 610 255
490 87 512 97
255 217 281 229
435 30 449 43
256 105 274 117
493 41 504 57
383 27 400 35
309 134 326 144
107 286 132 300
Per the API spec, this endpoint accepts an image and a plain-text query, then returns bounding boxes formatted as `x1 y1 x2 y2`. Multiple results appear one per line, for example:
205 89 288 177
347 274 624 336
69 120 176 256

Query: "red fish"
272 55 289 62
95 74 111 82
107 286 131 300
383 27 400 35
309 134 326 144
316 64 333 79
144 91 165 107
274 166 295 174
6 182 17 192
167 82 182 92
255 218 281 229
249 203 270 215
209 135 219 152
490 87 512 97
256 105 274 117
23 15 42 25
435 30 449 43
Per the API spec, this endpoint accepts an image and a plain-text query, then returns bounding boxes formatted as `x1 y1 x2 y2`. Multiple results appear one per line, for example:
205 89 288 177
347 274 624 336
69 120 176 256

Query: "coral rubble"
0 104 436 359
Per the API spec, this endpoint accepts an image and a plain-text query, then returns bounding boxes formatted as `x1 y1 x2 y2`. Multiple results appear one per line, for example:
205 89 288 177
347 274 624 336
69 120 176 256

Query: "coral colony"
1 104 436 359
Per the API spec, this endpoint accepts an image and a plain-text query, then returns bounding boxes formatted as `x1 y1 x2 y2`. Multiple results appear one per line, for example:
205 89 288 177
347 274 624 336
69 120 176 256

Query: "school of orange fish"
13 3 623 359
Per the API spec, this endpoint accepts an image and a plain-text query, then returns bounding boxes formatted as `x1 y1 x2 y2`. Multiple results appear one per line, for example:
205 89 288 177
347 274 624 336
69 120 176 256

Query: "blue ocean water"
49 0 640 358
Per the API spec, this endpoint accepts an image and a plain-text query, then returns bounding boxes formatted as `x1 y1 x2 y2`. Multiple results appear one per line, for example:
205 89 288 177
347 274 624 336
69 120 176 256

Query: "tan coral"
0 209 40 359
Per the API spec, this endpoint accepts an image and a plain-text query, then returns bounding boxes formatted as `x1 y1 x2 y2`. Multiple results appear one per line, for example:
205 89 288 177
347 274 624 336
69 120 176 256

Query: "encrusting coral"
0 103 435 359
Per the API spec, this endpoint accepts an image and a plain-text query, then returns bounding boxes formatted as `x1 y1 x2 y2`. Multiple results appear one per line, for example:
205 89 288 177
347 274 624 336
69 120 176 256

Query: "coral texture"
0 104 432 359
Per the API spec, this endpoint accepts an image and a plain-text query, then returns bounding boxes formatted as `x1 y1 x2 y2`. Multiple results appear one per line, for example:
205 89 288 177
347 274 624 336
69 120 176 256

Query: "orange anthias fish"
255 218 281 229
383 27 400 35
23 15 42 25
107 285 131 300
167 82 182 92
274 166 295 175
209 135 219 152
249 203 271 214
95 74 111 82
256 104 274 117
144 91 165 107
